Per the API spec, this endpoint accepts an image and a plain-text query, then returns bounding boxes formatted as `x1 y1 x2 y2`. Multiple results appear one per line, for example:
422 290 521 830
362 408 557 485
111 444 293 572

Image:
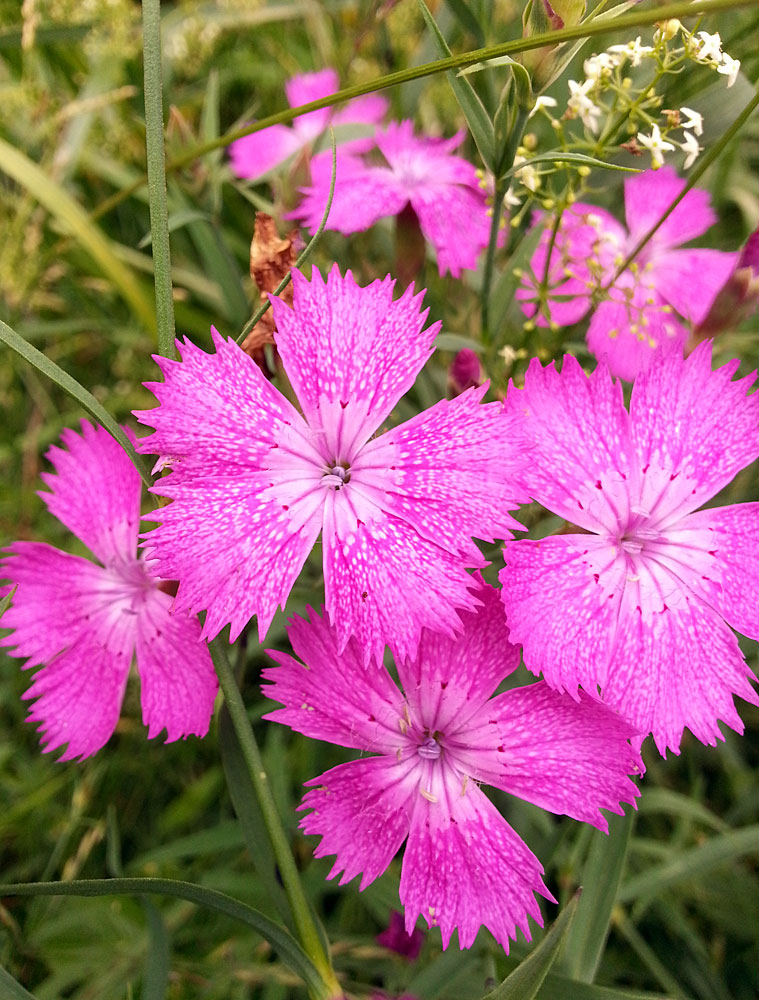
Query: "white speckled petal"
262 606 405 753
400 779 551 951
39 421 141 568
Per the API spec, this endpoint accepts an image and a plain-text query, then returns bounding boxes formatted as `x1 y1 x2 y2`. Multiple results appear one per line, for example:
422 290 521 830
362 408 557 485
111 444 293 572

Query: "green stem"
209 639 342 1000
141 0 176 359
93 0 755 221
482 181 507 340
606 85 759 288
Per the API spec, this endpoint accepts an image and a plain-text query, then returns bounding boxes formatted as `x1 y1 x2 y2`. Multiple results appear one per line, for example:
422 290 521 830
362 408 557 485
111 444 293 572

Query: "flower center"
321 464 351 490
620 524 660 556
417 735 442 760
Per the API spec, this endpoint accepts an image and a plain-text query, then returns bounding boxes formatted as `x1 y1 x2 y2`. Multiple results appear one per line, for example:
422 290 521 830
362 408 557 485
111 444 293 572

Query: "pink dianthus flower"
0 422 218 761
135 266 528 664
292 121 493 277
500 345 759 755
262 580 642 951
517 167 737 380
229 68 387 182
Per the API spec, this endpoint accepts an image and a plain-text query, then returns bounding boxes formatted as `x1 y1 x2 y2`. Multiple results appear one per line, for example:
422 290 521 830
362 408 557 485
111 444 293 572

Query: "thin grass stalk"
91 0 756 222
209 639 342 1000
141 0 176 358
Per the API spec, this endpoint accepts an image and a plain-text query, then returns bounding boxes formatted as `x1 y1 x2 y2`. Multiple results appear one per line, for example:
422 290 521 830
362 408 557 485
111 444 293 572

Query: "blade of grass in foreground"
0 137 156 336
0 318 152 489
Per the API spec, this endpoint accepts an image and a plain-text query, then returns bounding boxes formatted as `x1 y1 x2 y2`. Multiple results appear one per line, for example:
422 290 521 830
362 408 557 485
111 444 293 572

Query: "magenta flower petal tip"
0 422 217 760
135 266 529 663
262 580 642 951
293 120 493 277
501 344 759 755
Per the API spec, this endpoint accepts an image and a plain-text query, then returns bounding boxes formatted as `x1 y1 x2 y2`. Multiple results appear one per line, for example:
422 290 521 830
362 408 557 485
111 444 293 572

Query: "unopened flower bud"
694 227 759 339
655 19 681 41
523 132 538 151
449 349 484 396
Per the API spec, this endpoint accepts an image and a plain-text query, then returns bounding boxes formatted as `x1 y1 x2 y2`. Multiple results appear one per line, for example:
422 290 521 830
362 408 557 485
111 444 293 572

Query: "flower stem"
209 639 342 1000
141 0 176 359
481 181 507 340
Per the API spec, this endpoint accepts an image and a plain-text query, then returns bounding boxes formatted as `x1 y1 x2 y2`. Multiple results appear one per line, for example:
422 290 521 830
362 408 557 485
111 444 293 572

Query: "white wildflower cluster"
686 28 741 87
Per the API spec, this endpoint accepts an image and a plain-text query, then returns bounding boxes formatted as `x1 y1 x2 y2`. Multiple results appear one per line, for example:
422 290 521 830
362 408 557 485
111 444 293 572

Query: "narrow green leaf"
0 318 152 489
503 151 641 178
0 964 38 1000
141 900 170 1000
0 137 156 335
445 0 486 45
219 705 291 925
416 0 495 170
482 892 581 1000
0 585 17 620
0 879 324 996
561 811 634 983
142 0 176 358
619 824 759 903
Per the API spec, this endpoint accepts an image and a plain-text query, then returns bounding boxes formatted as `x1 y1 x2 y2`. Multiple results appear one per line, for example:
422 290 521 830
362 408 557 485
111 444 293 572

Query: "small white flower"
504 186 522 208
567 79 602 132
528 95 558 118
680 131 701 169
680 107 704 136
583 52 617 80
637 123 675 169
513 155 541 193
608 37 654 67
693 30 723 64
717 52 741 87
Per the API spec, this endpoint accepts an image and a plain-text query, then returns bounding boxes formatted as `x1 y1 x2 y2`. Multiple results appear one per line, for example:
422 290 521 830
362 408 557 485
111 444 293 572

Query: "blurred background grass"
1 1 759 998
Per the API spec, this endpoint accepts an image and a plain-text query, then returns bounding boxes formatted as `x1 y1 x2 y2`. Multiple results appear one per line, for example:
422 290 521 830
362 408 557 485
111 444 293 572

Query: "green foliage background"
1 1 758 998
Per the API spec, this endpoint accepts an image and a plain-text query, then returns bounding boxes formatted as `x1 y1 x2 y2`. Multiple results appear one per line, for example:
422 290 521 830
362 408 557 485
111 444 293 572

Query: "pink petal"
499 534 627 696
630 342 759 516
623 166 717 250
675 502 759 641
262 606 405 752
586 283 688 382
39 421 141 568
270 266 439 445
516 204 625 326
299 756 415 889
135 588 217 743
400 782 550 951
332 93 388 128
287 68 338 140
411 183 492 277
1 543 136 760
602 567 758 755
509 355 633 533
228 125 303 181
455 682 642 830
397 578 521 734
140 475 322 643
375 385 528 557
293 152 406 234
323 504 484 666
650 247 740 324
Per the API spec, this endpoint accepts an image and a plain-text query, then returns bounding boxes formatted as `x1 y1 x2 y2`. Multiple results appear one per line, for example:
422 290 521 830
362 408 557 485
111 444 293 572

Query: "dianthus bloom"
500 346 759 755
135 266 528 664
229 68 387 182
262 581 642 950
0 422 217 760
517 167 737 380
292 121 493 277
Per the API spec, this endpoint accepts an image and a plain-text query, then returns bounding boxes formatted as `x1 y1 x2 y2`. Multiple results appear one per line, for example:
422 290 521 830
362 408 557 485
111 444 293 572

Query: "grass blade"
0 964 38 1000
141 899 170 1000
561 811 634 983
0 878 324 996
482 891 581 1000
0 318 152 489
417 0 495 170
0 137 156 336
